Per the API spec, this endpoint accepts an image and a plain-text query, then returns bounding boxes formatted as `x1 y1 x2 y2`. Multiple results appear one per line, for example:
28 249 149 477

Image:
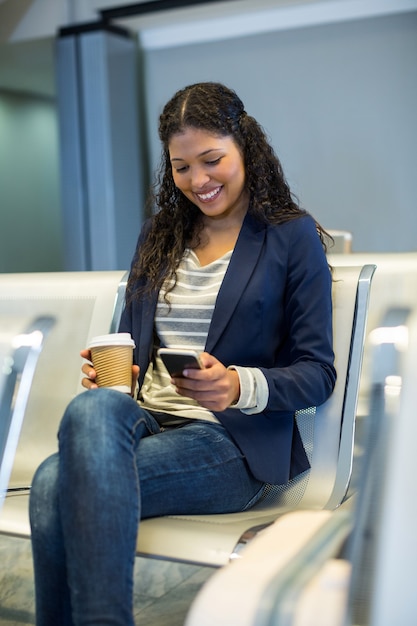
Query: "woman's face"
168 127 248 222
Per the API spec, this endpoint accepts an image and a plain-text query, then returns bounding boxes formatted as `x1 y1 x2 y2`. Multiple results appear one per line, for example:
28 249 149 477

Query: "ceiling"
0 0 416 98
0 0 319 98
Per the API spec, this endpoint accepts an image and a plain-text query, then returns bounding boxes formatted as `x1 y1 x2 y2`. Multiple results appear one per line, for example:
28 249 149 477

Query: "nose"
190 167 210 190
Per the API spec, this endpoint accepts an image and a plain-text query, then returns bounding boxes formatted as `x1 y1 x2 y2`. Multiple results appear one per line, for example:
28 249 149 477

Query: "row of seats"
0 264 373 561
1 250 417 622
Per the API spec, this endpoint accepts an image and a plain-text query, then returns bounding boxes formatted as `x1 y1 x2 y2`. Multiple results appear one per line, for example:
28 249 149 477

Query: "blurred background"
1 0 416 272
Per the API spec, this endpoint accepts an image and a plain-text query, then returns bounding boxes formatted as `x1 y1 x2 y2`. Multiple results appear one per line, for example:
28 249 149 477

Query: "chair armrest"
185 508 352 626
0 316 55 506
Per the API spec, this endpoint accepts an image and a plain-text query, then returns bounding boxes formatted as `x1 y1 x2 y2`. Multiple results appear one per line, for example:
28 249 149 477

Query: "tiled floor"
0 534 214 625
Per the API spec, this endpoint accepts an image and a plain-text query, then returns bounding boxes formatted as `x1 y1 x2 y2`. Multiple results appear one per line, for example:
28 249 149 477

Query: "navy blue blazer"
119 212 336 484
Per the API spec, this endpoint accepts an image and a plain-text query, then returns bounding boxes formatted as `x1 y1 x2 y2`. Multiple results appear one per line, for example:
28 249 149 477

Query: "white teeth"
197 187 221 201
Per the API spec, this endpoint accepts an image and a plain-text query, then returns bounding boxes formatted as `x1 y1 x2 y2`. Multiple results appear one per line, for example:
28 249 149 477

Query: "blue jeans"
29 389 265 626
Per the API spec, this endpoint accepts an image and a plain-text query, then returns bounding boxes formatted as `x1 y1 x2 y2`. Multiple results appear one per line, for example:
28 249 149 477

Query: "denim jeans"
29 389 265 626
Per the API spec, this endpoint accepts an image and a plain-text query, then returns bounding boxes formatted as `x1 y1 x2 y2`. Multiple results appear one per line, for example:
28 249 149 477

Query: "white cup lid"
88 333 135 349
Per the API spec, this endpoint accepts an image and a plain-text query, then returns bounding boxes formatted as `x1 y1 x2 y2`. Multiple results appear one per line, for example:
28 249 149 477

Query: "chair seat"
138 508 294 566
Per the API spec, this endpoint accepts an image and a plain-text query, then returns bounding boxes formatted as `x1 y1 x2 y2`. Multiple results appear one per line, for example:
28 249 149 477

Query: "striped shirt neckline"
139 248 232 422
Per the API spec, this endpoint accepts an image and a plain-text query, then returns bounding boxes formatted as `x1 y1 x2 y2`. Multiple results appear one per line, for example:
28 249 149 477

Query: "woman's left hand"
171 352 240 411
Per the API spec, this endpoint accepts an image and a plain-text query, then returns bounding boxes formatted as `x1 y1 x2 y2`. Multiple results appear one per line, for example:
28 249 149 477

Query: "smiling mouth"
196 186 222 202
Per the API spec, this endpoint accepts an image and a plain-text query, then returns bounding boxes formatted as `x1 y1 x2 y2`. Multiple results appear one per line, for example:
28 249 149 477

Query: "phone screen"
158 349 203 377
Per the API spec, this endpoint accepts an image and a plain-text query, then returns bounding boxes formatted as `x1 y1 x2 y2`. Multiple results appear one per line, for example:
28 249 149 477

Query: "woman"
29 82 336 625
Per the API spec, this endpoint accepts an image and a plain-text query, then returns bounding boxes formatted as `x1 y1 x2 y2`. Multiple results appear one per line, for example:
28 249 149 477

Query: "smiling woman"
29 81 336 626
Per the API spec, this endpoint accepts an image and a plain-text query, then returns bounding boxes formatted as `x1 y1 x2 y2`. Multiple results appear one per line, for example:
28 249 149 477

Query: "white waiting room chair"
135 264 375 566
0 270 127 535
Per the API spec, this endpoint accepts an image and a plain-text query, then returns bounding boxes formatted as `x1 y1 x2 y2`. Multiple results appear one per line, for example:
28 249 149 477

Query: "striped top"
155 248 231 351
138 249 232 422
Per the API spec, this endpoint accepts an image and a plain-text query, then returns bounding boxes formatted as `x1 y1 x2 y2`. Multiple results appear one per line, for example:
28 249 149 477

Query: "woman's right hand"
80 349 140 397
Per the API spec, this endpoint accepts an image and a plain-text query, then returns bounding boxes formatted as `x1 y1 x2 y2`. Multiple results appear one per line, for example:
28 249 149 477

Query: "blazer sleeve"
260 217 336 412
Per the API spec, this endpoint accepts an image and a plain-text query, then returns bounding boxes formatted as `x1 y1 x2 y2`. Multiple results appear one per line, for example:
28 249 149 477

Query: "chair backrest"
327 251 417 409
253 264 375 511
136 264 375 565
326 229 353 253
111 263 374 513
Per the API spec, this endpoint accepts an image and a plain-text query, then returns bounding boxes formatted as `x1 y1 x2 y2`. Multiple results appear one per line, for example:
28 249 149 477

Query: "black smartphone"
158 348 203 377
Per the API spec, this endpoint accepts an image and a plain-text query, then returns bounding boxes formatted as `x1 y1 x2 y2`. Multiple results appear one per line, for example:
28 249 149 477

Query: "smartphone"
158 348 203 377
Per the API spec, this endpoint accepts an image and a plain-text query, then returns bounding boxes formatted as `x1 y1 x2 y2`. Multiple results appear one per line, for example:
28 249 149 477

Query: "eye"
206 157 222 166
174 165 189 173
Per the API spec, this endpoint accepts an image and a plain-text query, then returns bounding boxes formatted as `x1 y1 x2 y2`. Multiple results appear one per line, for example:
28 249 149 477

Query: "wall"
0 90 63 272
143 11 417 253
0 7 416 272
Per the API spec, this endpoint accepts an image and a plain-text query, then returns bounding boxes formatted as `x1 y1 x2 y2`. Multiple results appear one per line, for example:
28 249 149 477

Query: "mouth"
195 186 222 202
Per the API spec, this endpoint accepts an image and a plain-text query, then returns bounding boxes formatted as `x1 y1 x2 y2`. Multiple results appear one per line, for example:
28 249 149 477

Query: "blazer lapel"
205 213 266 352
137 293 158 379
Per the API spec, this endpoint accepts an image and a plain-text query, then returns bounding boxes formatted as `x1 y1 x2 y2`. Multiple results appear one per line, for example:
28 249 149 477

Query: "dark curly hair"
128 82 329 297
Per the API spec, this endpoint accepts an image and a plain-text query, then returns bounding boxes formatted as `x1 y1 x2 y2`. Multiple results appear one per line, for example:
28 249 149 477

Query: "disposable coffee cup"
88 333 135 394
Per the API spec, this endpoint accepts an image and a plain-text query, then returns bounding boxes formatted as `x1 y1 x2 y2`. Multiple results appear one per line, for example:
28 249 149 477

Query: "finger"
198 352 219 368
81 377 98 390
81 363 96 379
171 376 203 392
182 360 224 381
173 372 222 390
131 365 140 396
